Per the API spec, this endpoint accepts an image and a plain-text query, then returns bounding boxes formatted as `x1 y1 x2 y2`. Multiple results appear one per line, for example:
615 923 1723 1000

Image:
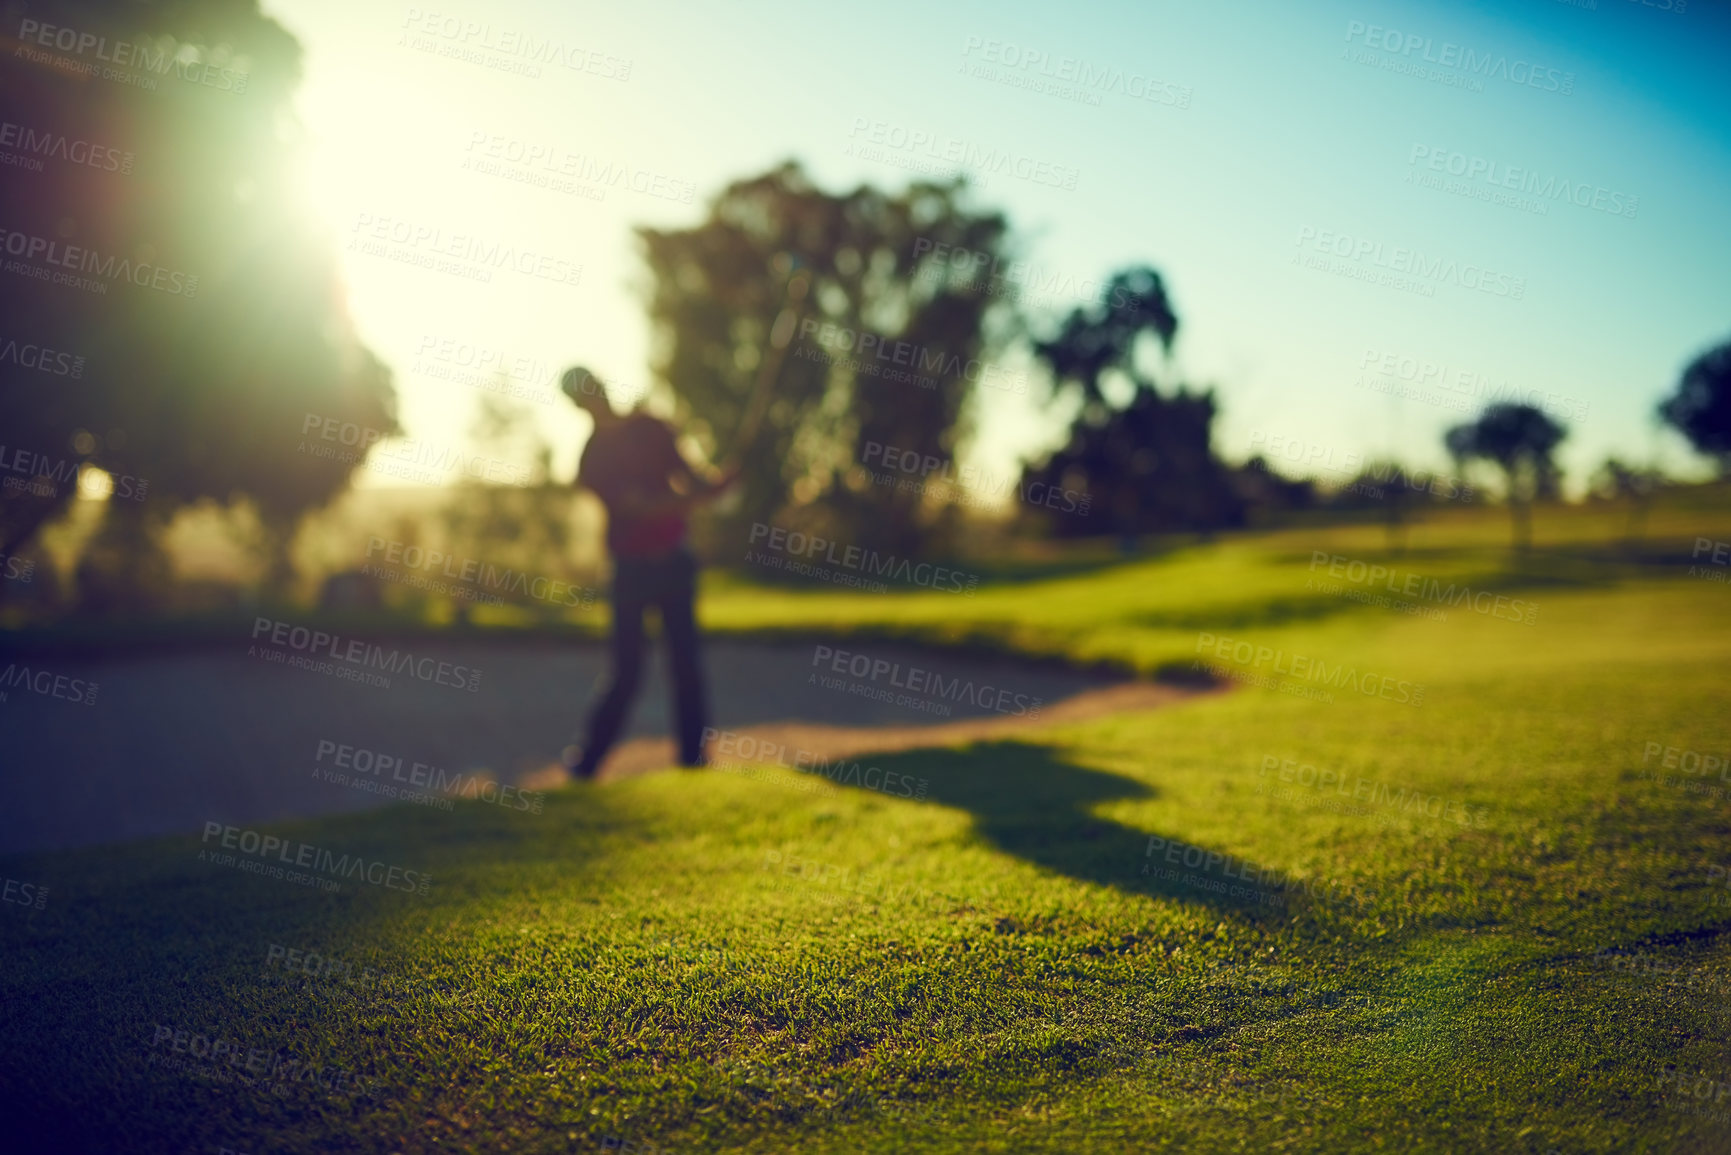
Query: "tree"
1231 457 1315 527
1658 337 1731 476
1322 461 1481 553
1444 404 1568 551
1327 461 1418 553
1034 266 1178 405
0 0 395 613
1021 268 1242 542
637 161 1013 560
1590 457 1660 550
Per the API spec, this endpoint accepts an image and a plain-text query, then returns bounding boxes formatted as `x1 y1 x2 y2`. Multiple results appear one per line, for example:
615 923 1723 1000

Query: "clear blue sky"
266 0 1731 496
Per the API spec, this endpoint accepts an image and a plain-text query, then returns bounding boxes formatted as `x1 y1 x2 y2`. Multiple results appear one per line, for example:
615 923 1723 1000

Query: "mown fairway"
4 496 1731 1153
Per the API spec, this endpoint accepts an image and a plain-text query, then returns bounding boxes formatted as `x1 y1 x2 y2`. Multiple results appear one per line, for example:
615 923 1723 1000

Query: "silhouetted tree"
1231 457 1315 526
1658 337 1731 477
1445 404 1568 551
1022 268 1241 542
1320 461 1480 551
0 0 395 613
1330 461 1417 552
638 161 1012 560
1034 266 1178 405
1590 457 1660 550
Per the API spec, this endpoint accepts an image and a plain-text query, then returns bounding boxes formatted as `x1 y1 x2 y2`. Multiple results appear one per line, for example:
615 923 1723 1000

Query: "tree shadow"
798 739 1282 921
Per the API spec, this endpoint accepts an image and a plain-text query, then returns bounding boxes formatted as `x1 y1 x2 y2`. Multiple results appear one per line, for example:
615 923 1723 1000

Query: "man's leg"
658 550 709 767
574 569 647 778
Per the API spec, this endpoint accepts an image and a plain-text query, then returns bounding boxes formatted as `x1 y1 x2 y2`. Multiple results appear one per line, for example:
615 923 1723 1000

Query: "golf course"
5 0 1728 1150
4 493 1729 1153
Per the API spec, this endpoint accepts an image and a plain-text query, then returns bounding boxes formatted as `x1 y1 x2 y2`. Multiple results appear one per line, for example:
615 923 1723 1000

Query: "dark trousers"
576 548 708 775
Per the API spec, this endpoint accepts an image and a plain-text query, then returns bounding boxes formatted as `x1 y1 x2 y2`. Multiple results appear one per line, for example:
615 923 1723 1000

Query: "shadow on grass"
1126 596 1352 633
714 552 1138 594
1134 547 1652 635
945 547 1188 586
798 739 1280 921
1276 539 1699 586
0 786 675 1153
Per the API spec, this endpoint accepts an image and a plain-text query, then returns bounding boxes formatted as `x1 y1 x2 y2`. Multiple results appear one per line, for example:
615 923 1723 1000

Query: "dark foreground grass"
4 506 1731 1152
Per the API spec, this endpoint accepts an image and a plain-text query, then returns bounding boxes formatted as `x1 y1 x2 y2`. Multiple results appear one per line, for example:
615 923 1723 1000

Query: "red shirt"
577 414 689 558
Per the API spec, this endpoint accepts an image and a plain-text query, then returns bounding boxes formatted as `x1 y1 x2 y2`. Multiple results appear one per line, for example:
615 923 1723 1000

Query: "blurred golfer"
559 367 737 779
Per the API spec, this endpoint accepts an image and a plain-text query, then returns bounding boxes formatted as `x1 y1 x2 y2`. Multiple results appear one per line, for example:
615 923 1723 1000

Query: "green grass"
5 497 1731 1152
